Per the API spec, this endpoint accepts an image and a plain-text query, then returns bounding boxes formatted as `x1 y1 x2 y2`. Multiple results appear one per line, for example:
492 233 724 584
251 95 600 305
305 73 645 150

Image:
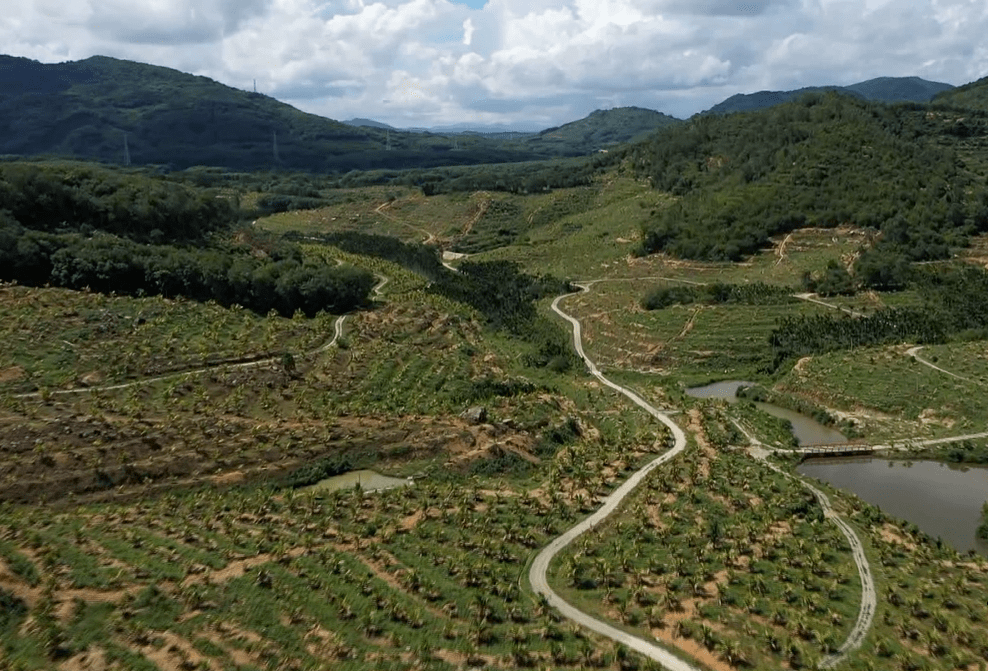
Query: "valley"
2 83 988 671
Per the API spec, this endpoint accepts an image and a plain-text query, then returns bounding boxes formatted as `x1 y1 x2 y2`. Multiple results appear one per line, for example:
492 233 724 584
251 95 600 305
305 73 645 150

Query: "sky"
3 0 988 129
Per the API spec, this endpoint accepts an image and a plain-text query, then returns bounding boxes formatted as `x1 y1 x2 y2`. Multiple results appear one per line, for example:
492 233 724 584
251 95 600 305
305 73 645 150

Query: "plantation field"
0 283 342 395
550 442 863 670
777 344 988 440
4 167 988 671
558 280 833 384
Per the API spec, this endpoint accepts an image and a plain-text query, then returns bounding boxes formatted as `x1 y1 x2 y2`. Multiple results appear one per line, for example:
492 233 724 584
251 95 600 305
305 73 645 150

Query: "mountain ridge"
704 76 954 115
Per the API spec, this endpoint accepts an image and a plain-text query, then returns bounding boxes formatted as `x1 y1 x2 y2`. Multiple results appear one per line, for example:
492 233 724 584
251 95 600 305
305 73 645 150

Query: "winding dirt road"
906 345 976 383
529 285 700 671
532 283 880 669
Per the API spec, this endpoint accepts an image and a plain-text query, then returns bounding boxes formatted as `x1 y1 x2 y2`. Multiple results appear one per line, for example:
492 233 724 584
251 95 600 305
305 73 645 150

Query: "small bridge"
795 443 875 457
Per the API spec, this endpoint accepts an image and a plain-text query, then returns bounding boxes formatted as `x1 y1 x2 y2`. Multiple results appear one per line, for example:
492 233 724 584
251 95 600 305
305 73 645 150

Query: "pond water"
798 458 988 556
685 381 847 446
302 470 412 494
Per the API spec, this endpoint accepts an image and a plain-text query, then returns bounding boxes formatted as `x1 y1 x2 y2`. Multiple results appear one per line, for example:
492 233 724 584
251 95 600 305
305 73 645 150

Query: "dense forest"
629 93 988 262
0 161 375 316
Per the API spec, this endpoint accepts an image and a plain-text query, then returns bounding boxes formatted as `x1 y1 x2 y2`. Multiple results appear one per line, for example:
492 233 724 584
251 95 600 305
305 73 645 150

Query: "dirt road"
529 285 699 671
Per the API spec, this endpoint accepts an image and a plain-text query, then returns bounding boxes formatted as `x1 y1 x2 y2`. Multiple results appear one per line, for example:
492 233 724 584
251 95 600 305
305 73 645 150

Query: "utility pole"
386 130 392 151
123 133 131 166
273 130 280 162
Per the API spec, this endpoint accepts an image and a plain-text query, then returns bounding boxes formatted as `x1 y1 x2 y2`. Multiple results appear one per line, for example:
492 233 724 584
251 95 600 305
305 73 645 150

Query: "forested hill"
0 55 537 172
628 92 988 262
933 76 988 110
705 76 953 115
524 107 682 155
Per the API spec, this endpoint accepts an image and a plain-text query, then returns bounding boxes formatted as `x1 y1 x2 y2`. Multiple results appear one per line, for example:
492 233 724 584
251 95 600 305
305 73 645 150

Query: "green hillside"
705 76 953 115
524 107 682 155
630 92 988 261
933 75 988 109
0 55 537 172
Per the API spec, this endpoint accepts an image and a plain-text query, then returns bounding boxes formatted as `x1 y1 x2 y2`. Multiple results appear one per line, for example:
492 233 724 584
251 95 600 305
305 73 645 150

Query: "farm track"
374 200 437 245
535 280 882 669
738 425 875 669
12 274 389 400
530 284 700 671
792 292 864 317
905 345 978 383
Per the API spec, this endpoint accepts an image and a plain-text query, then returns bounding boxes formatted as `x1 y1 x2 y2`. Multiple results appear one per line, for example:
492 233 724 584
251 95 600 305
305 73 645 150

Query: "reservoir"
302 469 412 494
798 458 988 556
685 381 847 446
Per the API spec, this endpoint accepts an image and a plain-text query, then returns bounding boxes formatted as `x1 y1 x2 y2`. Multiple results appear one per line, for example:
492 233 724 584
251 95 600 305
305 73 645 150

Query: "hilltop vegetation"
630 92 988 262
523 107 682 156
705 76 954 115
933 75 988 110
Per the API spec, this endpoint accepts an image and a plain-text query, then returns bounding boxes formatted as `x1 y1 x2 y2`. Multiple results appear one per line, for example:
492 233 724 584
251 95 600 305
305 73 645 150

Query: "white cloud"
2 0 988 126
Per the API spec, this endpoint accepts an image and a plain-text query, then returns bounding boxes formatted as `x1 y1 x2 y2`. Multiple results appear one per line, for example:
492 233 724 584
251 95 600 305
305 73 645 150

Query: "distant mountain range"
344 107 682 154
704 76 955 115
524 107 682 156
0 53 983 173
0 55 538 172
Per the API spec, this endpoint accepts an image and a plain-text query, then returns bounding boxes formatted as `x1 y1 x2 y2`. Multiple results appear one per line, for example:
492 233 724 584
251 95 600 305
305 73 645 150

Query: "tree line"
0 219 374 316
0 160 375 316
641 282 796 310
769 264 988 366
0 161 236 242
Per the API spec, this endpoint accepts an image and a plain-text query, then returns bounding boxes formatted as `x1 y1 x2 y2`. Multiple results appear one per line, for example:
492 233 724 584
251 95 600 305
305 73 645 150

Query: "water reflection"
799 458 988 556
685 381 846 446
302 470 412 494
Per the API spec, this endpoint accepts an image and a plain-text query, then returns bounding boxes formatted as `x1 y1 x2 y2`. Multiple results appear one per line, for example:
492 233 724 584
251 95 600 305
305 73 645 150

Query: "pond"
302 470 413 494
685 381 847 446
798 458 988 556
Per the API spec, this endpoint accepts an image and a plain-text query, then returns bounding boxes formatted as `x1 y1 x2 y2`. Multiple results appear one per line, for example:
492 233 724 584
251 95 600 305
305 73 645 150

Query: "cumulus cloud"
84 0 268 45
2 0 988 126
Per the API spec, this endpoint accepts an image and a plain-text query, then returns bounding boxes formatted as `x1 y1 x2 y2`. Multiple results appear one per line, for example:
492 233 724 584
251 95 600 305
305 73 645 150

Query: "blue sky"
3 0 987 128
